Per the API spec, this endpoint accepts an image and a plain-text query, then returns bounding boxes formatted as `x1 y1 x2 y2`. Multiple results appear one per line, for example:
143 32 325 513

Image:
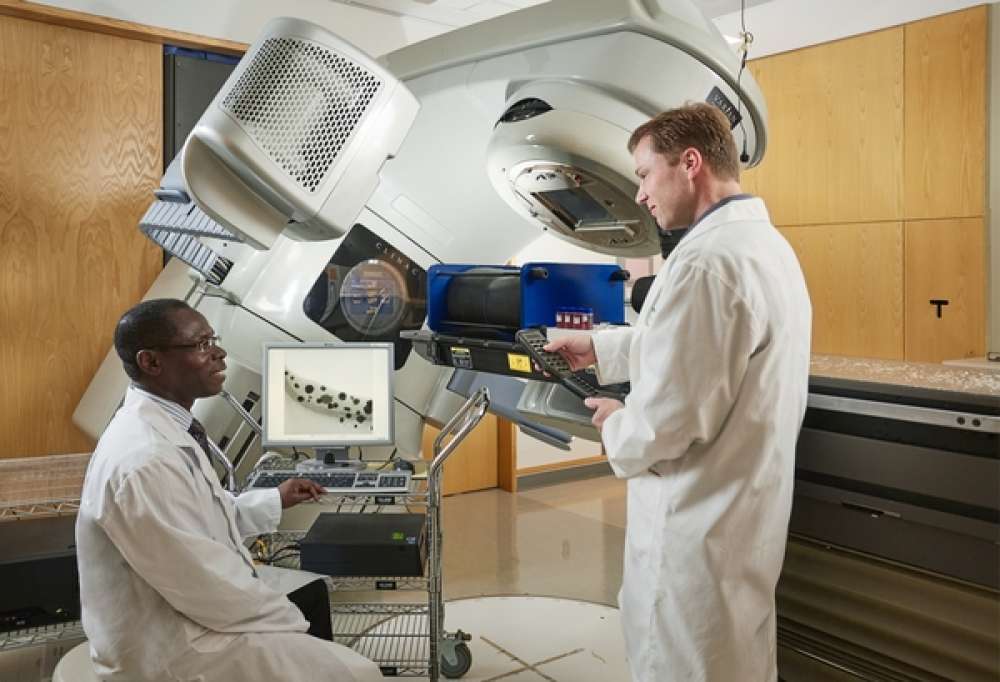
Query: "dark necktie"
188 418 213 462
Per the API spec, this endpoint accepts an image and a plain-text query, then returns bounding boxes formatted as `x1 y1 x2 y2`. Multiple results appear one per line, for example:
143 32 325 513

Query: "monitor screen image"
262 342 394 448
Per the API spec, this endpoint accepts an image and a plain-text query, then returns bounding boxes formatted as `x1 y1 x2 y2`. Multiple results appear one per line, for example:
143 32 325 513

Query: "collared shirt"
688 192 754 231
131 383 194 431
658 194 754 258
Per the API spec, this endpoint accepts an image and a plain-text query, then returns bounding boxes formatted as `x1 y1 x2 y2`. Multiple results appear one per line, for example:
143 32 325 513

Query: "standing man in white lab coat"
546 103 812 681
76 299 382 681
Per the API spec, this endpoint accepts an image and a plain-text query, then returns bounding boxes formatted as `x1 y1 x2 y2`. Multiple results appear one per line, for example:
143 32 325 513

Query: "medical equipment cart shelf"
0 454 90 656
250 387 490 680
0 453 90 522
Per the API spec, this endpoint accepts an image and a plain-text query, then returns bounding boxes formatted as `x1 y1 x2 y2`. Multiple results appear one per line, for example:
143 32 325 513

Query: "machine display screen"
262 342 395 448
533 187 614 228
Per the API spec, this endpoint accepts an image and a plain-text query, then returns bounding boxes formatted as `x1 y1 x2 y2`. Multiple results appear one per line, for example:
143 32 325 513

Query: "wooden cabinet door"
905 219 986 362
904 6 987 221
780 223 904 359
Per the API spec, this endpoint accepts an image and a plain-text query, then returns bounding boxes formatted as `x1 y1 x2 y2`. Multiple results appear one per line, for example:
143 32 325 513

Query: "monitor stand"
302 447 366 472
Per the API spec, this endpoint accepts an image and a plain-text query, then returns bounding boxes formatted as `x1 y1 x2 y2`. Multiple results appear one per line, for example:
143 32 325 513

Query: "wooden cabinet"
904 219 986 361
904 6 987 220
780 223 904 359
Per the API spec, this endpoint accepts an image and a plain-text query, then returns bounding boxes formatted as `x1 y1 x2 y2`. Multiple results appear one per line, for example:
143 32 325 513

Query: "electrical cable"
249 535 269 561
736 0 752 164
376 447 398 470
266 546 301 561
265 547 301 565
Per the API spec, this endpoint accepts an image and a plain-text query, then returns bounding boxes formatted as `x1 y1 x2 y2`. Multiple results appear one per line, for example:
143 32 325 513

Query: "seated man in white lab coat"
546 103 812 681
76 299 383 682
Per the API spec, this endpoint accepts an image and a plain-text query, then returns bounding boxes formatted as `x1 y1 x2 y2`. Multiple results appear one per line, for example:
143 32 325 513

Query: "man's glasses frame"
151 335 222 354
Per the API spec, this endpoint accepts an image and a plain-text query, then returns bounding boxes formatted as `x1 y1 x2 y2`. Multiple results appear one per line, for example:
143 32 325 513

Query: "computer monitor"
261 342 395 455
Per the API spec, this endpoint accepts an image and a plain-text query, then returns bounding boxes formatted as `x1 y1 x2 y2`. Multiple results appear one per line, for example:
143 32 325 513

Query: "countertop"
811 354 1000 398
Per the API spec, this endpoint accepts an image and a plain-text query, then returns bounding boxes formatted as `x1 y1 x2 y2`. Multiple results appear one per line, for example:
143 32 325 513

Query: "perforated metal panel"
221 37 383 193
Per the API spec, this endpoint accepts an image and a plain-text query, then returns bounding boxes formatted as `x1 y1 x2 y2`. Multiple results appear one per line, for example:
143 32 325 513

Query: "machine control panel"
516 328 606 400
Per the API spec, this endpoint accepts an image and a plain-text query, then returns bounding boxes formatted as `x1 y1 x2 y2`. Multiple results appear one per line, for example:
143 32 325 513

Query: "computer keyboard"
248 470 412 494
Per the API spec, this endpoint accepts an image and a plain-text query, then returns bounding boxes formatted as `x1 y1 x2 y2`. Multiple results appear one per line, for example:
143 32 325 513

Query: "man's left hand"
583 397 624 431
277 478 324 508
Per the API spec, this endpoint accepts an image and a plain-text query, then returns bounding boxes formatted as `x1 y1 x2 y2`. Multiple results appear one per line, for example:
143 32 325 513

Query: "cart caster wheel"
440 642 472 679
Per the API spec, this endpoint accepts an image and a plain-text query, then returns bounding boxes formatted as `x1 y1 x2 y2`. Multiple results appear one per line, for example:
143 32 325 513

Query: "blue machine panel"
427 262 625 340
520 262 625 328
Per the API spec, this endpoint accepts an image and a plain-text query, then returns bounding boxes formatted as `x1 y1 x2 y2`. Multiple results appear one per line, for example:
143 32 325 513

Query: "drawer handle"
841 501 902 519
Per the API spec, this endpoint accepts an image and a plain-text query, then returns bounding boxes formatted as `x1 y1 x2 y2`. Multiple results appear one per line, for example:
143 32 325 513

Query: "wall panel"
745 27 904 227
746 7 987 360
904 218 986 361
904 6 987 220
0 15 162 458
780 223 904 359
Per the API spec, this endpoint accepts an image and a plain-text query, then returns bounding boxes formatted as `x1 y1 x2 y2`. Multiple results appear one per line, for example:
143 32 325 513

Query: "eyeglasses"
153 335 222 354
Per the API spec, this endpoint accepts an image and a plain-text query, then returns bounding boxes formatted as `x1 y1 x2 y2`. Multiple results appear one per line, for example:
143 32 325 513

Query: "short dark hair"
114 299 192 380
628 103 740 180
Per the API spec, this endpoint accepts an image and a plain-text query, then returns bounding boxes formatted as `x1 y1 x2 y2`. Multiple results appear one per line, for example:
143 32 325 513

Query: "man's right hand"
543 335 597 371
277 478 324 508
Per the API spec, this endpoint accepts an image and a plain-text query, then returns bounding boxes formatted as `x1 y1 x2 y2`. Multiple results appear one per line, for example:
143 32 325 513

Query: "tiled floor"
440 476 627 606
436 478 631 681
352 596 629 681
313 475 632 681
439 596 628 681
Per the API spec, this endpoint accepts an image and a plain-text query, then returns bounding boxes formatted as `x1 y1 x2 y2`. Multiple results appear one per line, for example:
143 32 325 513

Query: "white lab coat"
593 197 811 682
76 388 382 682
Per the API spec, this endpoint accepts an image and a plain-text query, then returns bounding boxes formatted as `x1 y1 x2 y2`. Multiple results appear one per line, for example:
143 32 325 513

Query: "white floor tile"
445 596 627 672
534 645 630 682
366 596 630 681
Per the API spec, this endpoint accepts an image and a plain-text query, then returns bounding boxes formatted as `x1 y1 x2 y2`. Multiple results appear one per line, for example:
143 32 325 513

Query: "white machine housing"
183 18 419 249
75 0 767 465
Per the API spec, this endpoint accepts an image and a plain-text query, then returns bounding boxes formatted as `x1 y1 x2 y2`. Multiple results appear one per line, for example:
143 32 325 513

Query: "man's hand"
543 335 597 371
277 478 324 509
584 397 624 431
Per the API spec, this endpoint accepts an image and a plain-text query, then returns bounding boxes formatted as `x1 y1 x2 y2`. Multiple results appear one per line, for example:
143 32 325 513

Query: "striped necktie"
188 417 213 462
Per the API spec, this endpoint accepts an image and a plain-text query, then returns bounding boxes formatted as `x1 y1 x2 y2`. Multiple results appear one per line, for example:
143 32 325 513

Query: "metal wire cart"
249 387 490 680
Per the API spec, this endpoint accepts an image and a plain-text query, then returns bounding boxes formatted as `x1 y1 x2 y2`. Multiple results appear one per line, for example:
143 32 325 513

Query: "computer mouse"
392 459 415 473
